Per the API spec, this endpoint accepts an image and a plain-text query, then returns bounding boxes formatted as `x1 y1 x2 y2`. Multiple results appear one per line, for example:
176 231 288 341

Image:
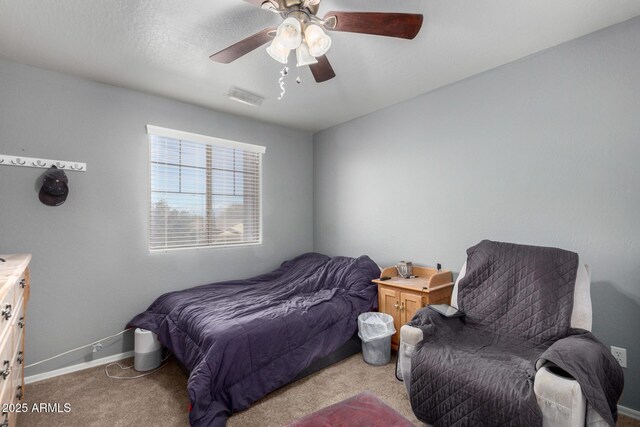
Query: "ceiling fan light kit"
210 0 424 86
304 24 331 58
267 38 290 64
295 43 318 67
266 14 331 68
276 17 303 50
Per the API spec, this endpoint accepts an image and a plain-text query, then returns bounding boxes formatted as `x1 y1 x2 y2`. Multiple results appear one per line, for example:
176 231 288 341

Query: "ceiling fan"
209 0 423 83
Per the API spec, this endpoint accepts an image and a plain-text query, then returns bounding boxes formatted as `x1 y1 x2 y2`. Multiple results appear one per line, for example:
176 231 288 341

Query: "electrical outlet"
92 343 103 353
611 346 627 368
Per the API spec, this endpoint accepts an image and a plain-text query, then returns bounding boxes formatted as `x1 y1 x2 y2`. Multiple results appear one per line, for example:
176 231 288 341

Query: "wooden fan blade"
323 12 423 39
309 55 336 83
210 27 276 64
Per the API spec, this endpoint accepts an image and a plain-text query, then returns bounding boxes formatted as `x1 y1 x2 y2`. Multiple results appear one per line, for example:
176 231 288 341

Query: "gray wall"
314 17 640 410
0 58 314 375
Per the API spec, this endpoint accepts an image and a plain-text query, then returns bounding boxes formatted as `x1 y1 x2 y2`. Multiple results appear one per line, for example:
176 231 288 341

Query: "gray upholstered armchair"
398 260 608 426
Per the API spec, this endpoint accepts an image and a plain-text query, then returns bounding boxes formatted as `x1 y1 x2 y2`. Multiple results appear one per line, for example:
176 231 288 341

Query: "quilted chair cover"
407 240 623 427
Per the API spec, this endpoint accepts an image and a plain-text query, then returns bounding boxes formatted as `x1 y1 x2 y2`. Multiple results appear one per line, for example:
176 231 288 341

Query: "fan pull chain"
277 66 290 100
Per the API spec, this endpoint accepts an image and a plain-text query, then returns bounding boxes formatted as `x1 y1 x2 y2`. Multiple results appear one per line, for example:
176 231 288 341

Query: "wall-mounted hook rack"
0 154 87 172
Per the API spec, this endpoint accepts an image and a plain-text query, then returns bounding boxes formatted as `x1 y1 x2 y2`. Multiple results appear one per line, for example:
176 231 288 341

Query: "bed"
127 252 380 426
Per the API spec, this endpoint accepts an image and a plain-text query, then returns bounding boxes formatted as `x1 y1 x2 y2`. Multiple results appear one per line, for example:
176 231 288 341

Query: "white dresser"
0 254 30 427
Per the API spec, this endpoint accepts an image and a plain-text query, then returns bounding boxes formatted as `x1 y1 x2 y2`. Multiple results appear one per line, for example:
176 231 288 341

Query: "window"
147 125 265 251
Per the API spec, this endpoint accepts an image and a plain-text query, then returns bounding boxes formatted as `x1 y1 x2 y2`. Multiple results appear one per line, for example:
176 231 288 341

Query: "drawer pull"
17 351 24 365
1 360 10 379
20 278 26 288
16 385 23 400
18 316 25 329
1 304 11 320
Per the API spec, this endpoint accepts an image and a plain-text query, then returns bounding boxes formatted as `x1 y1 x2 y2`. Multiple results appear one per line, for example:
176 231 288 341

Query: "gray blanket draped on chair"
408 240 623 426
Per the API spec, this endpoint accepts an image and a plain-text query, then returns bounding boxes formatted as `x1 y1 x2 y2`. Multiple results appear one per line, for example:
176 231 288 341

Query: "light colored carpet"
228 354 419 427
18 354 639 427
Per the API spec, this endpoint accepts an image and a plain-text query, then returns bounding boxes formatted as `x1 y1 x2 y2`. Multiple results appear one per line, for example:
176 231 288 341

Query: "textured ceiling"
1 0 640 132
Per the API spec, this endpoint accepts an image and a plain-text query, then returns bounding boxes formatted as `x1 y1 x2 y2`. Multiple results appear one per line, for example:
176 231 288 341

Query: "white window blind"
147 125 265 251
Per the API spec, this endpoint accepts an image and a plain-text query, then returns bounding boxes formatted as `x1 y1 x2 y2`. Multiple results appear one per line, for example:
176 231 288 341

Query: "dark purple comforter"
128 253 379 426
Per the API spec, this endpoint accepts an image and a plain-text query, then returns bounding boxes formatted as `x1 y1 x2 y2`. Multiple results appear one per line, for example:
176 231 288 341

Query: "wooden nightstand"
372 265 453 350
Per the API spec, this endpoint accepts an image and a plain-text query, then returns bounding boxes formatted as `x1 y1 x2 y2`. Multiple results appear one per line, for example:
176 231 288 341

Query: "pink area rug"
283 391 415 427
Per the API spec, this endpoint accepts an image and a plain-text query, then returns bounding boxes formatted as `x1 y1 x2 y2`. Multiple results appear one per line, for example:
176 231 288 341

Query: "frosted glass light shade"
296 43 318 67
267 39 290 64
276 17 302 50
304 24 331 57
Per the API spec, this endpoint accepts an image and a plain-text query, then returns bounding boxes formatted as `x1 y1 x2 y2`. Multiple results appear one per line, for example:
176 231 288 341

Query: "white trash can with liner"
134 328 162 372
357 312 396 365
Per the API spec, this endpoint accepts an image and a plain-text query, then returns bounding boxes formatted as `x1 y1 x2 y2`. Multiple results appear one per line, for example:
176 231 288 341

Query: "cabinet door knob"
394 302 400 309
1 361 10 380
1 304 11 321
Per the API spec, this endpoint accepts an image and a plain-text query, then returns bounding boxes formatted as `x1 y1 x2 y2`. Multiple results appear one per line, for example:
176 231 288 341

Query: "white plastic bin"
357 312 395 365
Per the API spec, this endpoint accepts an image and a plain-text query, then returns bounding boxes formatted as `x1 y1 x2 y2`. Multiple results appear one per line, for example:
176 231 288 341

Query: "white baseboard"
619 404 640 420
24 351 134 385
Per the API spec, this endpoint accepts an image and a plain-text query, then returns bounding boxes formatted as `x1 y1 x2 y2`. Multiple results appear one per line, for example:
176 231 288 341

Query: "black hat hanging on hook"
39 166 69 206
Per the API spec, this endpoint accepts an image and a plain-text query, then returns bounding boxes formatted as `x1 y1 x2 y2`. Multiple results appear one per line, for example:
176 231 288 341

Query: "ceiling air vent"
227 87 264 107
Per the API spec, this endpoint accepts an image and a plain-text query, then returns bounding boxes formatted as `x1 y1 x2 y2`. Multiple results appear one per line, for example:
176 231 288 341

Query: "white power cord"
25 328 133 369
104 351 172 380
26 327 171 381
